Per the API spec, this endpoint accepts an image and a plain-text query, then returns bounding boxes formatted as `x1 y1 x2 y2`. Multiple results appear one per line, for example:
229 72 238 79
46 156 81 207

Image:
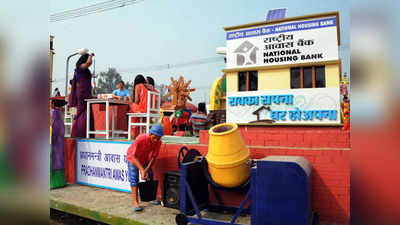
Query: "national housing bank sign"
226 16 339 69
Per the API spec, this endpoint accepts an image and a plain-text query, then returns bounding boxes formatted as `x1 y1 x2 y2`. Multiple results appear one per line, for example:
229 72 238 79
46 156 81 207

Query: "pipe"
65 52 79 97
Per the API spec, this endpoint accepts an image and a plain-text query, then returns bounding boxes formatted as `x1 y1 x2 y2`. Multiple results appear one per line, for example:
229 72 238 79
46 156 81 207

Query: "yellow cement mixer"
206 123 250 188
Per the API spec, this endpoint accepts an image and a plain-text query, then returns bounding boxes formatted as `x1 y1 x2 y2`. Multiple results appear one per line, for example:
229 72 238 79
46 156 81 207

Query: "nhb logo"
234 41 259 66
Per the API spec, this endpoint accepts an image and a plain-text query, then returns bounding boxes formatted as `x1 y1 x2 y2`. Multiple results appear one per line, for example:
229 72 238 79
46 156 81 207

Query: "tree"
96 68 133 94
156 84 168 103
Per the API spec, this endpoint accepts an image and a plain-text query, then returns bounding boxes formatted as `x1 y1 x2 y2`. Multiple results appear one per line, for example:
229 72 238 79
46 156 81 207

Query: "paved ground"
50 209 107 225
50 184 251 225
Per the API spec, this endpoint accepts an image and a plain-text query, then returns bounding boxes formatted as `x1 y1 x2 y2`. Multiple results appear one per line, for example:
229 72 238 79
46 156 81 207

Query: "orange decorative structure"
164 76 195 110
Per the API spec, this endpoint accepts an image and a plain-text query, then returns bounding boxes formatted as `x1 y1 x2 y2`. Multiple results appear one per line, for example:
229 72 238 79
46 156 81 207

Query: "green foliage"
156 84 168 103
96 68 134 94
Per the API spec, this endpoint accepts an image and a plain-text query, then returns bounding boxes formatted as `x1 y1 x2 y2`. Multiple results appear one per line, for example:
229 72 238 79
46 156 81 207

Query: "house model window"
290 66 326 89
238 71 258 91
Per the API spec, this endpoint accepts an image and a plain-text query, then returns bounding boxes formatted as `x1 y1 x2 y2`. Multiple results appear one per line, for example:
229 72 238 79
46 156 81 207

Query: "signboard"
226 16 338 69
76 139 133 192
226 88 340 124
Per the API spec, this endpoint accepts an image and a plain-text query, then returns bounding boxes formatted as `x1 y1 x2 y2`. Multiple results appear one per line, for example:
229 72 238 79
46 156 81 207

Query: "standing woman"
129 74 148 138
69 53 95 138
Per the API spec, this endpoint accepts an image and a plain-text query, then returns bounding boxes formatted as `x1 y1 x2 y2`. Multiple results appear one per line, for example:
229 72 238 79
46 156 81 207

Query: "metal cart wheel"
175 213 188 225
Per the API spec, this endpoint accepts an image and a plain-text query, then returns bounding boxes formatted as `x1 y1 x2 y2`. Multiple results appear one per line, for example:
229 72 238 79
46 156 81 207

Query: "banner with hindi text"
226 16 339 69
226 88 340 125
76 139 133 192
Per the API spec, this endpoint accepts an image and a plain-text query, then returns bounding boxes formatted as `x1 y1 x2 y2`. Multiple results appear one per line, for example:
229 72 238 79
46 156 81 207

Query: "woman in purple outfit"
69 52 95 138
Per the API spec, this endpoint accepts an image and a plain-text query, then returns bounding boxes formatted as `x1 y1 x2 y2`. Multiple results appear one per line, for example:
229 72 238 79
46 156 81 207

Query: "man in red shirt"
127 124 164 211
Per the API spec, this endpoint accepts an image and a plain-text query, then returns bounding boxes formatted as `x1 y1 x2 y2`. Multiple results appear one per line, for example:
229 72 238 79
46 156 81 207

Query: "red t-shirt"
127 133 162 165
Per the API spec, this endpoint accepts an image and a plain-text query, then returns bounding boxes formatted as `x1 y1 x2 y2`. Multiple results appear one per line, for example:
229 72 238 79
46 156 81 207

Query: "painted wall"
326 63 340 88
226 71 238 92
225 62 340 92
64 138 77 183
258 68 290 90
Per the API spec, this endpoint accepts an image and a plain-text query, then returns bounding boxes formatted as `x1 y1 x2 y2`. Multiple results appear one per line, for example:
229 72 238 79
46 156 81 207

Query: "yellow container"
206 123 250 188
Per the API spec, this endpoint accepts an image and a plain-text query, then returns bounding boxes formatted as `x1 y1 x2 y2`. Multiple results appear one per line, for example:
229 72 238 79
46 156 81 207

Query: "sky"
50 0 350 104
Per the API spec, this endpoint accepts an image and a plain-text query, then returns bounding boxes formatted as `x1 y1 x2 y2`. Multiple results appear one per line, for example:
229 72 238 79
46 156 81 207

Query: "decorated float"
53 11 350 225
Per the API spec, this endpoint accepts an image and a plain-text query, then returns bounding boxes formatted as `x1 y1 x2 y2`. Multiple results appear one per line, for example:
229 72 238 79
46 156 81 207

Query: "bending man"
126 124 164 211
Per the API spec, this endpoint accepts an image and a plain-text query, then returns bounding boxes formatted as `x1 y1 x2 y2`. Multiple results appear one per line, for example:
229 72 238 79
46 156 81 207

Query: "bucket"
138 180 158 201
206 123 250 188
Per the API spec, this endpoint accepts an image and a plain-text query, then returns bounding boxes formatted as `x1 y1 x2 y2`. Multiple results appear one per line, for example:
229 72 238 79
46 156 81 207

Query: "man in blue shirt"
112 81 131 101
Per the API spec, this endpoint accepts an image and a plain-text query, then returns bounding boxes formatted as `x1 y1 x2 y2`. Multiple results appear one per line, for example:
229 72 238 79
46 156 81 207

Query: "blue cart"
176 157 251 225
175 154 318 225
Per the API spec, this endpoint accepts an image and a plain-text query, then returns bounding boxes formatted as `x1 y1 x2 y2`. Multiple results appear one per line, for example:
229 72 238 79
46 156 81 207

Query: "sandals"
133 201 159 212
133 206 143 212
150 200 160 205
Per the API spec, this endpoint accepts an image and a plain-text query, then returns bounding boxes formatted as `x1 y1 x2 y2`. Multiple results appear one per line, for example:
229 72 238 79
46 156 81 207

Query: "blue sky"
50 0 349 104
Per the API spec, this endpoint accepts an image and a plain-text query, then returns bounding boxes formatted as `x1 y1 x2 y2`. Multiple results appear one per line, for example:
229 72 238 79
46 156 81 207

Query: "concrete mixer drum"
206 123 251 188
